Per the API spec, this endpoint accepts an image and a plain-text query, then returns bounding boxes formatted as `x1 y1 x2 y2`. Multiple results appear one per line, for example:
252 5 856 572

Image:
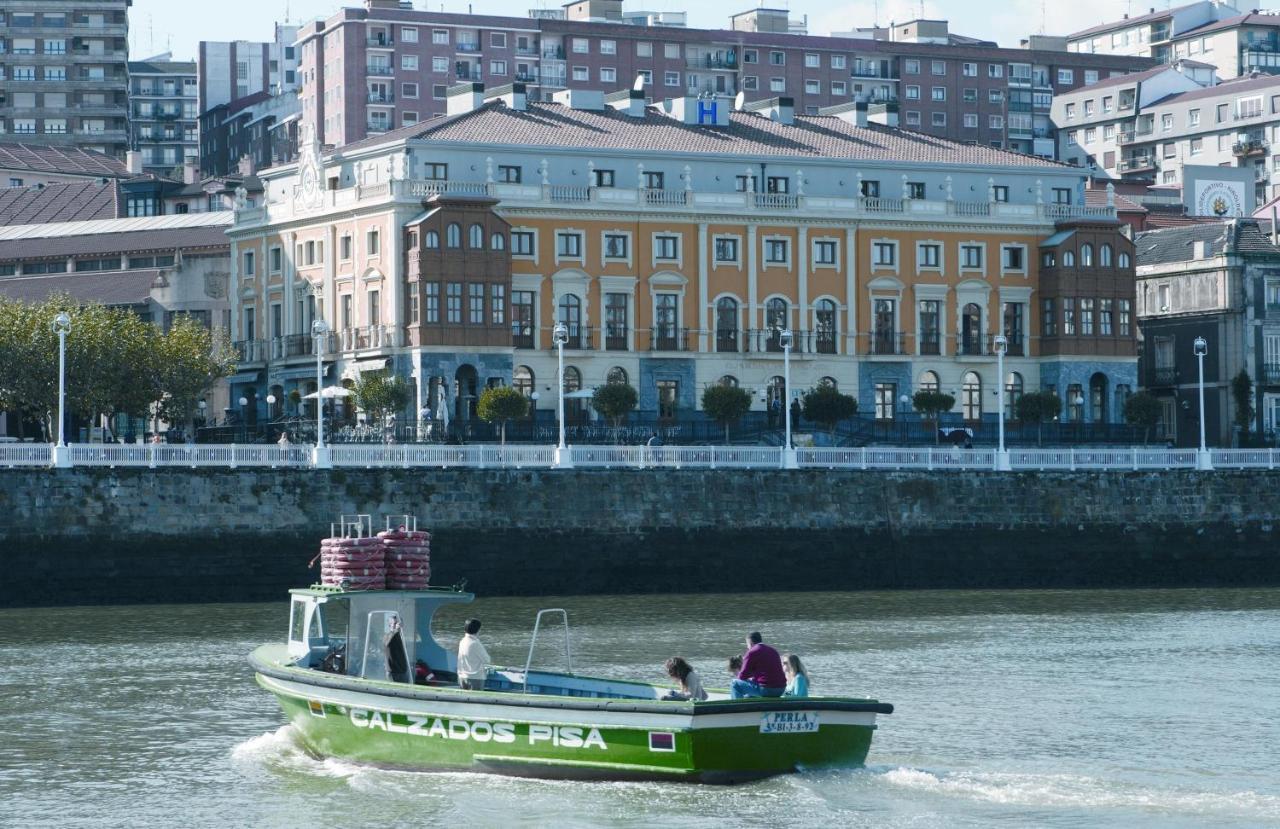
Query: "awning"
225 370 262 385
271 364 332 382
1039 229 1076 247
352 358 388 373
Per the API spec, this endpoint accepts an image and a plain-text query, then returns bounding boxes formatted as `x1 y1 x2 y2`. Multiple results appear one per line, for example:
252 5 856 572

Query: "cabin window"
289 598 307 644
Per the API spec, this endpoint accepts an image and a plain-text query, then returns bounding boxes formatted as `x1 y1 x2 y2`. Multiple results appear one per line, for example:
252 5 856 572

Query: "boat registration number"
759 711 820 734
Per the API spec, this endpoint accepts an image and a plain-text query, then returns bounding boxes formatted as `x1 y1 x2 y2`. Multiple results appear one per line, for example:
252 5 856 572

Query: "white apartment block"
1068 1 1240 62
198 23 301 114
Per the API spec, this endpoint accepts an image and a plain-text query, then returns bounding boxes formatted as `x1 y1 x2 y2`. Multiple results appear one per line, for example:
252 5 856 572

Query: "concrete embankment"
1 468 1277 607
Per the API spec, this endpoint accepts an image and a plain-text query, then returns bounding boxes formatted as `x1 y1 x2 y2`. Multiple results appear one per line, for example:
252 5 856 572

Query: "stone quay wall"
0 468 1277 607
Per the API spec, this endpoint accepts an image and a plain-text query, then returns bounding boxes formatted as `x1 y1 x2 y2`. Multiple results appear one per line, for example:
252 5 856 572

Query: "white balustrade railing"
11 444 1280 471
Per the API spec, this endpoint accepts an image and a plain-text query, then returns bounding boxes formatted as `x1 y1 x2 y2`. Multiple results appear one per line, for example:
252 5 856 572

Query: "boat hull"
253 654 887 784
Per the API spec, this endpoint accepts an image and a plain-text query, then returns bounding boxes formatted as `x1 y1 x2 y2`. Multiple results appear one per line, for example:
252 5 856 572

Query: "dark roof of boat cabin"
0 180 121 226
340 101 1069 169
0 142 132 178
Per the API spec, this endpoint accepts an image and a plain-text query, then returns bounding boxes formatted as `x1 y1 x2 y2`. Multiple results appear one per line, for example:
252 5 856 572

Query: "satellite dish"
633 73 645 92
734 91 745 111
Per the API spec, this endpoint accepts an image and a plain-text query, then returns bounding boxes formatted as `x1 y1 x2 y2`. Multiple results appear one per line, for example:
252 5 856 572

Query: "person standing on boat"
731 632 787 699
383 615 410 684
782 654 809 698
457 618 491 691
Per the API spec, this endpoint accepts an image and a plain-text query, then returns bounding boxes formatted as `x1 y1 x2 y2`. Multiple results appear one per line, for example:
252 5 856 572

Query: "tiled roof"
0 269 162 306
0 225 230 262
0 143 131 178
0 181 120 227
341 101 1069 169
1135 219 1280 265
1085 189 1148 213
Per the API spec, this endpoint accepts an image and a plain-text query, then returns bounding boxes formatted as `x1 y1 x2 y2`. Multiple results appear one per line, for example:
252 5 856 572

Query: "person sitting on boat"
782 653 809 698
662 657 708 701
383 615 410 684
457 618 491 692
727 655 742 676
731 632 787 699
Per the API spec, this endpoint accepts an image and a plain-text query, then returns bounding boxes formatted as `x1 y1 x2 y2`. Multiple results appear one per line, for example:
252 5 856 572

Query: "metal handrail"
522 608 572 693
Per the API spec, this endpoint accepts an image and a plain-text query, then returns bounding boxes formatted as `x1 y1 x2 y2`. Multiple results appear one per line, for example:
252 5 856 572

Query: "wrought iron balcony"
1152 366 1178 386
648 327 693 352
1233 138 1268 157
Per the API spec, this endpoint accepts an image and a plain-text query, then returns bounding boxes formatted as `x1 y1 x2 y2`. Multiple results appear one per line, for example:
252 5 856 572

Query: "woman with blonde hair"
782 653 809 698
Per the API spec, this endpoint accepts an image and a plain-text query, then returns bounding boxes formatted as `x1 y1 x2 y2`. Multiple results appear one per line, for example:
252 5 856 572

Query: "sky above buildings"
127 0 1149 62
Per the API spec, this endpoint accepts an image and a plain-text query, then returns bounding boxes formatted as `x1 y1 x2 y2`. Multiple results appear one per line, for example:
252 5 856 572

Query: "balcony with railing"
851 66 897 80
455 64 481 81
1118 154 1157 174
957 332 987 357
337 325 396 351
367 91 394 104
366 63 393 77
557 323 591 350
687 54 737 70
605 325 628 351
1262 363 1280 385
869 331 906 356
512 326 535 349
1234 138 1268 157
1152 366 1178 386
648 327 693 352
541 47 566 60
456 41 481 53
1003 334 1025 357
234 339 268 364
919 332 941 355
366 35 393 47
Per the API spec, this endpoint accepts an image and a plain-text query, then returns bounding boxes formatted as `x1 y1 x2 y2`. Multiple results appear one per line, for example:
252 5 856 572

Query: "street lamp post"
899 393 910 444
552 322 572 468
51 312 71 468
312 318 331 468
993 334 1011 470
1193 335 1212 470
780 328 797 469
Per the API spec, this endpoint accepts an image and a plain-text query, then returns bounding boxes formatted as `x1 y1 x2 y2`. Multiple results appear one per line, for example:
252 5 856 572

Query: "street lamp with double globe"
552 322 572 467
779 328 797 469
1193 336 1212 470
994 334 1010 470
312 318 331 468
51 311 71 467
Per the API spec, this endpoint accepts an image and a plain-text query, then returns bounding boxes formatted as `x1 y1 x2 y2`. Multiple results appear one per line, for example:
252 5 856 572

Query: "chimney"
483 82 527 111
125 150 143 175
182 159 198 185
605 88 646 118
867 100 900 128
1193 239 1207 259
551 88 605 110
446 81 485 116
741 96 793 125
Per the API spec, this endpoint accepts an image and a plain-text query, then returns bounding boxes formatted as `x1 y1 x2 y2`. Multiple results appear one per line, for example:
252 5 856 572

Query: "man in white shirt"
457 618 491 691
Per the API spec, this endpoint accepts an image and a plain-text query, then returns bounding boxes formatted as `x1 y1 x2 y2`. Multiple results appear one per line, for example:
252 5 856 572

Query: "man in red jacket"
730 631 787 698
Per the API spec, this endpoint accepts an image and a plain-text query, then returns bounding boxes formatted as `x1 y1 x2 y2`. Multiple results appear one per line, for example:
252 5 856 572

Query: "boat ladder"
522 608 572 693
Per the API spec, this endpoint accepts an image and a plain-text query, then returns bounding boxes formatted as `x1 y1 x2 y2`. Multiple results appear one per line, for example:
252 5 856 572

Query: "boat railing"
523 608 573 693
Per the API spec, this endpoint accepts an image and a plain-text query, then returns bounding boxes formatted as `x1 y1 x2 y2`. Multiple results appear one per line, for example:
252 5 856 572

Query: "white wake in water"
231 725 365 780
881 766 1280 821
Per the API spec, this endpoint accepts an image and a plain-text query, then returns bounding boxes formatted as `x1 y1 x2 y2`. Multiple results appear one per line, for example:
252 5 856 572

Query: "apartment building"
295 0 1154 158
1135 219 1280 445
1170 11 1280 79
197 22 301 115
1067 1 1239 61
226 84 1135 432
129 54 197 176
1053 65 1280 204
0 0 132 159
199 89 301 177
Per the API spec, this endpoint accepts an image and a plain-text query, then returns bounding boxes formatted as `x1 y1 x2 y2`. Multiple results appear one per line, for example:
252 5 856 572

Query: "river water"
1 588 1278 828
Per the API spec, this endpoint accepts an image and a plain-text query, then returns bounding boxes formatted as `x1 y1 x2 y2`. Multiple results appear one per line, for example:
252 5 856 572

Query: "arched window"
1063 250 1076 267
1067 383 1084 422
557 294 582 348
816 298 837 354
1118 251 1131 268
716 297 739 353
1081 243 1094 267
469 223 484 249
1090 372 1108 424
446 223 461 248
563 366 583 422
819 376 838 389
425 230 440 249
607 366 628 386
1005 371 1024 420
961 371 982 420
718 375 739 388
1100 243 1113 267
961 302 982 355
766 297 788 352
918 370 940 392
490 232 506 251
767 375 786 411
513 365 534 397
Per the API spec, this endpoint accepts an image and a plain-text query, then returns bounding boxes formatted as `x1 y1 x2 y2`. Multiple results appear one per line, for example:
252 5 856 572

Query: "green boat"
250 585 893 784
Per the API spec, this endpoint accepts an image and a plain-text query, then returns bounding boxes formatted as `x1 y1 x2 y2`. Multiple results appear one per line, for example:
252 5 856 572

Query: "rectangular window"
340 235 352 260
1042 298 1056 337
906 181 926 199
469 283 484 325
931 60 946 75
993 185 1009 202
665 70 680 87
961 245 983 269
1100 298 1113 335
604 233 628 259
765 239 789 263
605 293 628 349
270 247 282 272
861 179 880 197
367 229 380 256
511 291 533 346
1063 297 1076 335
410 293 420 325
425 283 439 323
243 250 255 276
490 284 505 325
654 235 679 260
497 164 521 183
1119 299 1131 336
919 243 940 268
593 169 615 187
644 171 665 189
919 300 940 354
572 38 589 54
905 59 920 74
770 51 785 65
813 240 837 265
1002 246 1024 270
1080 298 1094 335
873 241 896 266
558 232 582 258
932 86 946 101
512 231 535 256
433 29 449 44
368 290 380 328
715 237 739 262
446 282 462 324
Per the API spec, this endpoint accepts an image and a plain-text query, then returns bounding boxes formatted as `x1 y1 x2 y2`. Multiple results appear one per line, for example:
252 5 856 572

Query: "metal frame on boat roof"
523 608 573 693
